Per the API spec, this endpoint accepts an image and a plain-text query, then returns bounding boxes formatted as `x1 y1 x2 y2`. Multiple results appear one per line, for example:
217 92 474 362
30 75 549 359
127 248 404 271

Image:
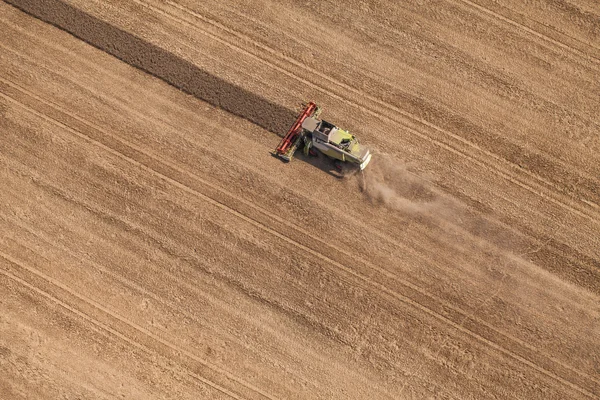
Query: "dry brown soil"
1 0 599 399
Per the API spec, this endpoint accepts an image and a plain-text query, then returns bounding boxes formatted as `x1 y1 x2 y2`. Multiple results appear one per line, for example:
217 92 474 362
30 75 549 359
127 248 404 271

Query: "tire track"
6 0 600 230
0 31 498 307
8 0 597 228
1 79 598 397
455 0 600 62
4 0 599 228
219 0 600 64
3 51 596 340
135 0 600 224
0 28 532 294
3 78 599 396
179 0 600 197
0 251 276 400
0 147 402 397
0 204 344 398
3 20 597 305
0 29 553 303
0 199 398 400
128 0 600 292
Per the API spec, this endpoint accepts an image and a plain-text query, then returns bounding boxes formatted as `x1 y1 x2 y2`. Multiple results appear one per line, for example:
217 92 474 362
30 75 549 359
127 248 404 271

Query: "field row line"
0 173 390 399
10 12 600 302
211 0 600 155
0 32 460 306
0 253 255 400
1 78 596 397
0 96 283 400
456 0 600 62
0 7 596 306
0 24 487 315
138 0 600 224
6 20 591 313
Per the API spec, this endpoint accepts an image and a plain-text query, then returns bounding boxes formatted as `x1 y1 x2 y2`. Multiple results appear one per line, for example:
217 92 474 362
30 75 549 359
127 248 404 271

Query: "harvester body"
275 102 372 170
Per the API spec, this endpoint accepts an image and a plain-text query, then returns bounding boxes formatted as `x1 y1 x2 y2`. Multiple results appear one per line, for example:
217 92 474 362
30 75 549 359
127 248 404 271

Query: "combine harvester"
275 102 372 171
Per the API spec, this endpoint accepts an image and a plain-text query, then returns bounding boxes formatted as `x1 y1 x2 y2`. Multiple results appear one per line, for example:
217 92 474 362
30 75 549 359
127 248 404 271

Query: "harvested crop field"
1 0 599 398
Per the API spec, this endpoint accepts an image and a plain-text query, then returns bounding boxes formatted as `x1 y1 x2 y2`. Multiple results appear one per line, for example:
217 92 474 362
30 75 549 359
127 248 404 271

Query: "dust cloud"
354 151 524 255
357 152 448 216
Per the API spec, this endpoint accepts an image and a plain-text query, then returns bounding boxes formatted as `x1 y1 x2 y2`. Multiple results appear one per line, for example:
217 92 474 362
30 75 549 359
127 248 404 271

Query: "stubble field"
1 0 599 399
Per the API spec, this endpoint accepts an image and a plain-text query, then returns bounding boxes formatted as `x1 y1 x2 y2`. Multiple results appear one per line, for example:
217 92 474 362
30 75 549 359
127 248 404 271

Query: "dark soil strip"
4 0 297 136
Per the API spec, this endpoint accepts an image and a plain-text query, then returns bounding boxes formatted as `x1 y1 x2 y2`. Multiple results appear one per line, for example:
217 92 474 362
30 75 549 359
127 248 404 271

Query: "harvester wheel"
309 148 318 157
302 135 312 156
334 161 343 172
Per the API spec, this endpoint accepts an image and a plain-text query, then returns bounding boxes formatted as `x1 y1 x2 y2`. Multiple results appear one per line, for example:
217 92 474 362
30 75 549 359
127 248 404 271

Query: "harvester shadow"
271 152 349 179
9 0 347 179
6 0 298 136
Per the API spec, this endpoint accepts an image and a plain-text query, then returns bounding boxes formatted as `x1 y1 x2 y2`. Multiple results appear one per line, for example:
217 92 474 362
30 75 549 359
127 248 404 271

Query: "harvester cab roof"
302 117 334 143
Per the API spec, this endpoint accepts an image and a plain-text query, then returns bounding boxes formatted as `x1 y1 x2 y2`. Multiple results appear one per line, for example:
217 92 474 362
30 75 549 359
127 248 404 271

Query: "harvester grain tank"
275 102 372 170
